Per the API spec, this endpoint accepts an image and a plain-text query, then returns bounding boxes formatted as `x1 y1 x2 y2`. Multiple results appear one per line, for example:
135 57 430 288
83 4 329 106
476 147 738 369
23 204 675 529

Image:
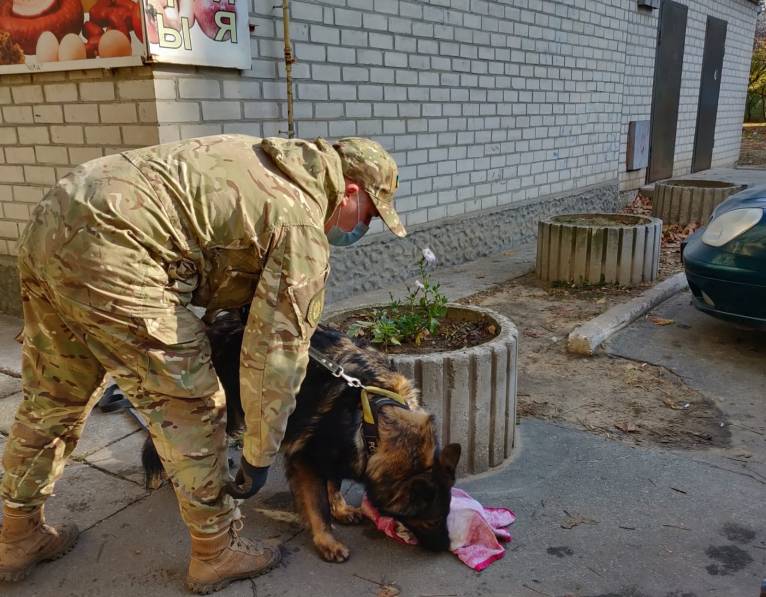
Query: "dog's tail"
141 437 165 490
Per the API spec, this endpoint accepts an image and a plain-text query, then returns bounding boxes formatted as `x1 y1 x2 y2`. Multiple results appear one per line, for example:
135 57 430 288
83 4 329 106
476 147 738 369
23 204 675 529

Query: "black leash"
98 382 148 431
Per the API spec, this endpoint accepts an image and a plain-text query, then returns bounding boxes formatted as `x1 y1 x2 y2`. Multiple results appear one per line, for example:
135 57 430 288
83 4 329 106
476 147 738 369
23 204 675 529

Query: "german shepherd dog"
142 310 461 562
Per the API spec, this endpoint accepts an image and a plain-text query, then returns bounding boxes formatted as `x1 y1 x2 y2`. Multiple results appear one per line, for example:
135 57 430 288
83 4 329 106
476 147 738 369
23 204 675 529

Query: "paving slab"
82 428 293 491
0 314 21 376
0 481 303 597
0 392 21 435
0 374 20 399
84 429 148 486
73 408 143 458
0 456 147 534
3 419 765 597
0 392 142 459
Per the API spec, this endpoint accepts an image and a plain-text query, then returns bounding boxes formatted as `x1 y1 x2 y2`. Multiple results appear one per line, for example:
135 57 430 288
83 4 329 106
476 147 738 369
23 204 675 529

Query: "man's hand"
225 458 269 499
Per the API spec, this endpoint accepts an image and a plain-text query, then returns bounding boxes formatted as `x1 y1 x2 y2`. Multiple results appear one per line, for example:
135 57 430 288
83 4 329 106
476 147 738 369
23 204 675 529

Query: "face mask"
326 221 369 246
326 189 370 246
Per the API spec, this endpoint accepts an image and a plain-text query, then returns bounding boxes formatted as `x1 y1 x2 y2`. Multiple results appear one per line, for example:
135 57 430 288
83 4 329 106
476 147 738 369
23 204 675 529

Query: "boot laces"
229 515 266 556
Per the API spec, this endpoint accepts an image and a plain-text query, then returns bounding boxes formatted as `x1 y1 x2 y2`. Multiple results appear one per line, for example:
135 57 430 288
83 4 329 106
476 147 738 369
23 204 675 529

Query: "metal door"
647 0 688 182
692 17 728 173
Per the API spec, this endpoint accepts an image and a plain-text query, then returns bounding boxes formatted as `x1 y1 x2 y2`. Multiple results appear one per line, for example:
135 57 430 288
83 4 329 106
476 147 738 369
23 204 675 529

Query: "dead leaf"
486 324 497 335
624 367 642 385
648 316 674 326
615 421 638 433
596 297 606 304
377 585 400 597
561 512 599 529
661 398 682 411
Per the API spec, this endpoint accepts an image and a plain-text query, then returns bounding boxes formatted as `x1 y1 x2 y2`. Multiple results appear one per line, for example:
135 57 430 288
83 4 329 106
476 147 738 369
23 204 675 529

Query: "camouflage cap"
333 137 406 237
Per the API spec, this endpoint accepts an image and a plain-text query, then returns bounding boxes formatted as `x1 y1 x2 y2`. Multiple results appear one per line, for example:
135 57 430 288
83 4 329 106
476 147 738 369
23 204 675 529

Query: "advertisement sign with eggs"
0 0 250 73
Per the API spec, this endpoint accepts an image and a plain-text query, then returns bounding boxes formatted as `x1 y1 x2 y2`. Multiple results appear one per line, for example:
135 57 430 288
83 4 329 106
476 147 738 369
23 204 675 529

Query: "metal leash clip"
308 346 363 388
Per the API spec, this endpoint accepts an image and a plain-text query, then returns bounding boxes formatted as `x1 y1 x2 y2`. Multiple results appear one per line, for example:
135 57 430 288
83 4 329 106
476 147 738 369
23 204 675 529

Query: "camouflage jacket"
56 134 342 467
123 134 343 466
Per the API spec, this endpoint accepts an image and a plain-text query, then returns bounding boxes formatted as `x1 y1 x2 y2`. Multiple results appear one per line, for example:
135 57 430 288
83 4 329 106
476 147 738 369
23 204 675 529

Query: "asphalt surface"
605 290 766 480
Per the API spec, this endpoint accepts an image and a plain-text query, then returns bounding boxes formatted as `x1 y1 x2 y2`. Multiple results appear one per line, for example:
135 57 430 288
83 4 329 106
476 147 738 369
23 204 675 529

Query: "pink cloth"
361 487 516 571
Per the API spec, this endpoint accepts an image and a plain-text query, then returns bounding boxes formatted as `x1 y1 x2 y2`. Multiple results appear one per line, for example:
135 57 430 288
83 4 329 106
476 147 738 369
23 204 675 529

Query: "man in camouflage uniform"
0 135 405 593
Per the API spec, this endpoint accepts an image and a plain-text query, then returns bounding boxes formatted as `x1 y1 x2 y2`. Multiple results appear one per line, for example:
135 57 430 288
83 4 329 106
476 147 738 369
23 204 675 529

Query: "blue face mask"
326 190 370 246
326 221 369 246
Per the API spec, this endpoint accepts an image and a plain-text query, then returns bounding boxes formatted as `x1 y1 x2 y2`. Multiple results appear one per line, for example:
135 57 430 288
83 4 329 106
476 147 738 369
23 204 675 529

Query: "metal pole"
282 0 295 138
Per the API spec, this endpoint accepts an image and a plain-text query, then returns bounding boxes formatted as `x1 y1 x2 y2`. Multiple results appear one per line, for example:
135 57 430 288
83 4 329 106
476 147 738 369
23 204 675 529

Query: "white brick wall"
0 67 160 256
0 0 757 257
237 0 755 231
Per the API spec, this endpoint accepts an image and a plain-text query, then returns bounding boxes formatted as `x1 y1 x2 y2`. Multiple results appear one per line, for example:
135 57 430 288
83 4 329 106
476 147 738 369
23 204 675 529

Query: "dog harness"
308 346 410 454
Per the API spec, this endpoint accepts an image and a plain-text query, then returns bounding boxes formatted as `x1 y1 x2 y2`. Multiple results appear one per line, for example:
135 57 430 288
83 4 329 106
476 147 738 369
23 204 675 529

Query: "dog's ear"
439 443 461 480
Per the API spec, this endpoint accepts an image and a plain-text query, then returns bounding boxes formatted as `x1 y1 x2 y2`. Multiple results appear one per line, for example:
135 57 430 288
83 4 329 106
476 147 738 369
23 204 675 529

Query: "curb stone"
567 272 689 356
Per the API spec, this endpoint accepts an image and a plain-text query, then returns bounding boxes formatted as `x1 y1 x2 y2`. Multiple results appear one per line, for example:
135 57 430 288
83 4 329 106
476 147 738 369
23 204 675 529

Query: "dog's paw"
314 533 350 563
331 506 364 525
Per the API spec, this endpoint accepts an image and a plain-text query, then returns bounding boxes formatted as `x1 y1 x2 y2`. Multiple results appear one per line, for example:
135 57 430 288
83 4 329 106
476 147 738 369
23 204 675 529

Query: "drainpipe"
282 0 295 138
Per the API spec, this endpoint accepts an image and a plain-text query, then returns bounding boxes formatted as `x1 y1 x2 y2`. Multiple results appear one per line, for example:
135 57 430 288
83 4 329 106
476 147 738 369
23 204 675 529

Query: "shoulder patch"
307 289 325 327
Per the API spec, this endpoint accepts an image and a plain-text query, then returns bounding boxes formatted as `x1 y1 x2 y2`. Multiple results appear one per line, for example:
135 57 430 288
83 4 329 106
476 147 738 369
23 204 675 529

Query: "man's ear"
343 180 360 199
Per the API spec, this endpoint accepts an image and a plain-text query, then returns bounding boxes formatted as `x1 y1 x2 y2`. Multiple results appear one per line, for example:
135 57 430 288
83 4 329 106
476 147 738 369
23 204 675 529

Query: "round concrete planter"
653 180 742 226
328 304 518 477
536 213 662 287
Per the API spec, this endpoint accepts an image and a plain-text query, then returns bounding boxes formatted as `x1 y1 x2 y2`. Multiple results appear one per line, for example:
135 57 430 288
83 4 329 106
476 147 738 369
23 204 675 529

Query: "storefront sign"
0 0 146 74
144 0 250 69
0 0 250 74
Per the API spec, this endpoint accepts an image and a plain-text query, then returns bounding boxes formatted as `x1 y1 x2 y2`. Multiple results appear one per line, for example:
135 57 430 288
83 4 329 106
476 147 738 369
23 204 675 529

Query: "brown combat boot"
186 519 281 594
0 505 79 582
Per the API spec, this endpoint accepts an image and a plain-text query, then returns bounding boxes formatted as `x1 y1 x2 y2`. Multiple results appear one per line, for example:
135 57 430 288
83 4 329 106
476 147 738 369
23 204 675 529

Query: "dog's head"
362 376 461 551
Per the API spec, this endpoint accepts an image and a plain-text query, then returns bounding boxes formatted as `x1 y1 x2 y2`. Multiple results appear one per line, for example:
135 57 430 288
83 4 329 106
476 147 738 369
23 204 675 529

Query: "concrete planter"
328 304 518 477
653 180 742 226
536 213 662 287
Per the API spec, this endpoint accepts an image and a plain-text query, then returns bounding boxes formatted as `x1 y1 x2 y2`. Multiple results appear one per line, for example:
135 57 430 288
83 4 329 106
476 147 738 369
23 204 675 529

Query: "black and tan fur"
142 311 461 562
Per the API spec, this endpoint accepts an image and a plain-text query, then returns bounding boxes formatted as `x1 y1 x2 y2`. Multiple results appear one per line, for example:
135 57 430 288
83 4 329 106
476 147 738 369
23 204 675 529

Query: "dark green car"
682 186 766 329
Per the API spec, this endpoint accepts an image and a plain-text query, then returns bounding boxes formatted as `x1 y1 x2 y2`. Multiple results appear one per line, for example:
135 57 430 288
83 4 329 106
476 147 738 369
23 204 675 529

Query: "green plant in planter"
349 247 448 349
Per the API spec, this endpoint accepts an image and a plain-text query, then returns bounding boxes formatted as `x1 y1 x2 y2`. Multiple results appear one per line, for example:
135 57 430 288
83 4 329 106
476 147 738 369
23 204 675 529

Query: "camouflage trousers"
1 258 237 536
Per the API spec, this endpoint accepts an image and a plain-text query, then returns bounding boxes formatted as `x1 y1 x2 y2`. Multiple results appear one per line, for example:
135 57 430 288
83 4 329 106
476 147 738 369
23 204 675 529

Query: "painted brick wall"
0 66 159 256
